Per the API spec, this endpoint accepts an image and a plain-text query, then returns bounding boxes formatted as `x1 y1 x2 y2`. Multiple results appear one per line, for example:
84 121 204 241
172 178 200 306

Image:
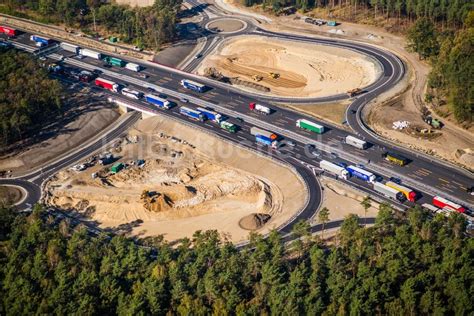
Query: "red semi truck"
95 78 119 93
432 196 466 213
0 25 18 37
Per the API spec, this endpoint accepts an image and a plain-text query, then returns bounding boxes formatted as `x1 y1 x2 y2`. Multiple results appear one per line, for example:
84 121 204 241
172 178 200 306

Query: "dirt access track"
46 116 307 243
197 35 381 98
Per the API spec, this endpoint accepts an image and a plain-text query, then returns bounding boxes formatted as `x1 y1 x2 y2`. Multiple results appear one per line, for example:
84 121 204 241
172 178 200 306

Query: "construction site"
197 35 381 97
44 116 307 242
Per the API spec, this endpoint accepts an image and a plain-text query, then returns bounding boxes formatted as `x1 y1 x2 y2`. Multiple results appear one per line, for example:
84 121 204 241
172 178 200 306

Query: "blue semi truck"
179 106 205 122
145 94 172 109
180 79 206 93
346 165 376 183
197 107 223 123
30 35 52 46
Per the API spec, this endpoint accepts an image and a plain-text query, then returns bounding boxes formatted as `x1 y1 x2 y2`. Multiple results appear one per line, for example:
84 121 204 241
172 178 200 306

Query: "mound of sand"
197 35 381 98
46 116 306 243
239 213 272 230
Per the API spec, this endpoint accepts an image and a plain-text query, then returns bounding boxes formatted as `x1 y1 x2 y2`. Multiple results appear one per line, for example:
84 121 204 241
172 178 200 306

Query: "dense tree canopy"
241 0 472 27
408 14 474 123
0 205 472 314
0 0 182 49
0 48 62 146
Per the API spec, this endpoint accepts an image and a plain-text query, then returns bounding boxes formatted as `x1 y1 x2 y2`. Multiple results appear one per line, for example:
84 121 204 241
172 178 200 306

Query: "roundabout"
205 17 248 34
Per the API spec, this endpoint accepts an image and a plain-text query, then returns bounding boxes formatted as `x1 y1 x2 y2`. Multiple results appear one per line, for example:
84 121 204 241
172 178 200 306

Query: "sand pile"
46 116 306 242
239 213 272 230
197 35 380 97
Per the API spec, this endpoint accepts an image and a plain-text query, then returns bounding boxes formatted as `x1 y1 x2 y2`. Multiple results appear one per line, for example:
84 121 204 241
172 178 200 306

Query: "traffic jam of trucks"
5 27 469 217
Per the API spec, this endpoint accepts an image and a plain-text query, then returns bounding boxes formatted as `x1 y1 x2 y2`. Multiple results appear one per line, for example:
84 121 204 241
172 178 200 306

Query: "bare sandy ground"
283 101 351 128
115 0 154 6
46 116 306 243
197 35 380 98
315 178 379 224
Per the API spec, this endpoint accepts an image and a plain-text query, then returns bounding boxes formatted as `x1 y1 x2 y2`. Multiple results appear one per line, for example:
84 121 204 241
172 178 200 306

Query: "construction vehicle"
347 88 362 97
252 75 263 82
423 115 442 129
268 72 280 79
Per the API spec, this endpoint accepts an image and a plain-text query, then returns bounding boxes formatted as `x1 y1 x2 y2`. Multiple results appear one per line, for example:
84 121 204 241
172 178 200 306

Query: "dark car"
389 177 402 184
147 87 156 92
103 64 112 68
235 117 244 123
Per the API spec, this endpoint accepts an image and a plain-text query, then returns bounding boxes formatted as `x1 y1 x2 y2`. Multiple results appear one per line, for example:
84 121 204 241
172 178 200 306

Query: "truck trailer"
0 26 18 37
249 103 271 115
296 119 325 134
121 88 142 100
180 106 205 121
125 62 141 72
145 94 171 109
255 135 279 149
382 152 409 166
345 135 368 150
421 203 440 213
373 182 406 202
180 79 206 93
104 56 126 67
95 78 119 92
60 42 80 54
432 196 466 213
250 127 277 140
197 107 223 123
30 35 52 46
385 181 416 202
220 121 237 133
319 160 349 179
346 165 376 182
79 48 102 60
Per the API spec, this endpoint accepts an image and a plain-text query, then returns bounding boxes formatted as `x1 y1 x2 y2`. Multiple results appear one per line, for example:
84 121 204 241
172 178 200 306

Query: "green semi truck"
296 119 325 134
104 56 126 67
220 121 237 133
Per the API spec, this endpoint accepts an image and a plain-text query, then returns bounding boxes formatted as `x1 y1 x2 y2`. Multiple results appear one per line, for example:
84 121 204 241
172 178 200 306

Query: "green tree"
318 207 330 240
407 18 440 59
360 196 371 226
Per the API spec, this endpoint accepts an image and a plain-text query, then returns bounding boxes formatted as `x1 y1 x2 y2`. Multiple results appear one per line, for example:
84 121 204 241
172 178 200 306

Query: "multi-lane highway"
0 2 473 232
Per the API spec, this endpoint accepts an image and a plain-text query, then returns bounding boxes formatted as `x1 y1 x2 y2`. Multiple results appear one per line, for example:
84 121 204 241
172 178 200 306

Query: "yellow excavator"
268 72 280 79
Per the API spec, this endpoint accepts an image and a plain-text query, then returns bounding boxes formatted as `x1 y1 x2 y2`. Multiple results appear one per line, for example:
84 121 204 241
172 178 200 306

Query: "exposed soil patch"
0 186 23 206
197 35 380 98
46 116 306 243
207 19 245 33
239 213 272 230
